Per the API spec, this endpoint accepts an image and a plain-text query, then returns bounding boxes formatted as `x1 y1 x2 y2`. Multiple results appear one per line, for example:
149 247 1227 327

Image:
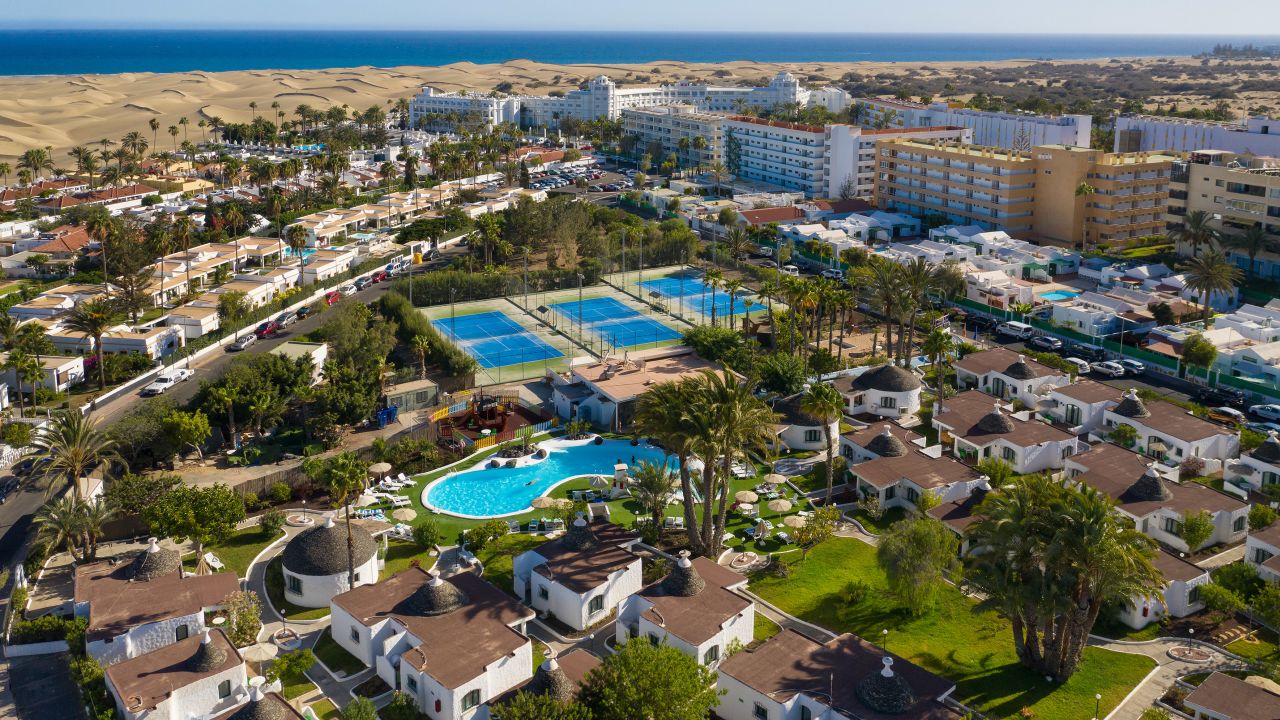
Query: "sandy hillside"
0 56 1268 166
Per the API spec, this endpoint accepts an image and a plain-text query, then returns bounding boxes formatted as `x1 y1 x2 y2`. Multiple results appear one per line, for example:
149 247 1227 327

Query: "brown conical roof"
856 656 916 714
661 551 705 597
527 657 576 703
974 403 1015 434
408 570 468 616
1003 355 1037 380
224 684 290 720
128 537 181 582
1113 389 1150 419
560 515 597 552
1251 432 1280 465
865 426 908 458
283 514 377 577
189 629 228 673
1128 464 1171 502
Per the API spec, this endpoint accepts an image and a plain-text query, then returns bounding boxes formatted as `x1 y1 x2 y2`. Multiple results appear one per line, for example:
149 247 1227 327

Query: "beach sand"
0 56 1272 165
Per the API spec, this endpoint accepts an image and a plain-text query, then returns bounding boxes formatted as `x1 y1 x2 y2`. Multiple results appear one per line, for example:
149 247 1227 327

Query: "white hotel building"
410 72 849 130
856 98 1092 149
1115 114 1280 155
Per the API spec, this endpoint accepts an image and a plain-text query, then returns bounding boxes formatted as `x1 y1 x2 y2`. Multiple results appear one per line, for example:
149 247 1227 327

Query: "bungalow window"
1235 516 1246 533
350 627 360 644
804 430 821 443
884 486 896 500
1163 518 1181 534
1001 447 1016 462
906 487 919 503
1255 548 1274 564
407 676 417 693
462 689 481 711
287 575 302 595
801 708 813 720
1188 585 1201 605
354 572 361 582
703 645 719 665
1264 472 1280 486
754 703 770 720
880 397 896 409
589 596 605 615
175 624 189 641
218 680 232 699
538 587 549 601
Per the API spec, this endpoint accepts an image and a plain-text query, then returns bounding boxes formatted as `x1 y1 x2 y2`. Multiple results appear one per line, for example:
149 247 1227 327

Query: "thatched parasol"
763 473 787 485
783 515 807 528
531 496 559 509
767 499 793 513
735 490 759 503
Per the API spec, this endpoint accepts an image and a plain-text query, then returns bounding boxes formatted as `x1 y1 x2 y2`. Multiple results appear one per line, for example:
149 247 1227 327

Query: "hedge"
377 291 476 377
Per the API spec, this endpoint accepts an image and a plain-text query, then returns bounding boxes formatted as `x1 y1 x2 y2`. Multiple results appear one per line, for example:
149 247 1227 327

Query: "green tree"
633 380 708 555
1109 423 1138 448
1250 504 1278 532
757 352 806 395
218 291 250 340
1180 249 1241 322
340 697 379 720
492 692 593 720
1180 333 1218 372
1178 509 1215 552
63 299 118 389
578 639 721 720
1223 225 1271 278
162 410 211 460
791 504 841 560
876 515 959 616
1212 561 1264 601
800 382 844 503
266 648 315 685
629 460 673 538
1198 583 1243 623
142 483 246 573
30 410 123 501
103 473 180 518
303 452 368 587
1252 582 1280 629
34 495 86 563
1169 209 1221 257
921 328 956 399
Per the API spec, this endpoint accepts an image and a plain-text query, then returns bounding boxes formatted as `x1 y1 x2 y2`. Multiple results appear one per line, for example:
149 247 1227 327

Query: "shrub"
1212 561 1264 601
259 509 287 537
1179 457 1206 480
412 520 441 550
1251 504 1277 532
10 614 85 644
1 422 31 447
269 482 292 504
462 519 510 551
242 492 262 512
842 580 870 604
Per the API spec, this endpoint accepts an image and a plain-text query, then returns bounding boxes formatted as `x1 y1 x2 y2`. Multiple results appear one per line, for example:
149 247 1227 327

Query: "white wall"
845 388 921 420
87 611 204 667
111 657 245 720
283 554 379 608
514 554 643 632
401 639 532 719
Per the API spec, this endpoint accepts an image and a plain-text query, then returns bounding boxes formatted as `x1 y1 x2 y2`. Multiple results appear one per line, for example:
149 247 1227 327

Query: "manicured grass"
753 614 781 643
847 506 909 535
183 526 283 578
264 557 331 621
749 537 1155 719
304 698 340 720
1090 613 1166 642
282 677 316 701
313 627 366 676
476 535 547 596
1227 629 1280 662
532 640 550 672
1189 475 1225 492
380 540 430 580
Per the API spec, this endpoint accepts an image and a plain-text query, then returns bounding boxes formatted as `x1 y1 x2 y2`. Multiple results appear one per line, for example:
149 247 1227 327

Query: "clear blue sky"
5 0 1280 34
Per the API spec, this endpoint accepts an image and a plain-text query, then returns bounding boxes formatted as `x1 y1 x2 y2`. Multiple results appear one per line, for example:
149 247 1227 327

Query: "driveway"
7 653 85 720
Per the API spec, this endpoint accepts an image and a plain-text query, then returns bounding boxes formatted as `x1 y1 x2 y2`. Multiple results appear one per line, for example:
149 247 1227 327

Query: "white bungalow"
954 348 1071 408
511 519 641 632
105 629 247 720
1227 432 1280 492
772 392 840 453
932 390 1080 474
1117 550 1209 631
1245 523 1280 583
832 364 924 421
1041 380 1121 435
1102 390 1240 466
281 515 380 608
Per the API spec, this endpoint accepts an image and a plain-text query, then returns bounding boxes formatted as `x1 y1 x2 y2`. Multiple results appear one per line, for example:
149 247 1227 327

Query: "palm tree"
1074 182 1096 252
1170 209 1220 258
897 256 939 365
149 117 161 148
725 226 752 262
633 380 707 555
173 214 194 295
629 460 673 535
29 410 123 501
64 299 118 390
412 335 431 379
1223 225 1271 278
168 125 180 152
921 328 956 399
35 496 84 563
286 224 309 287
0 162 10 187
18 146 53 182
1180 249 1242 323
208 385 241 451
304 452 368 589
3 350 40 419
863 258 902 359
800 382 845 503
83 206 116 295
77 499 114 561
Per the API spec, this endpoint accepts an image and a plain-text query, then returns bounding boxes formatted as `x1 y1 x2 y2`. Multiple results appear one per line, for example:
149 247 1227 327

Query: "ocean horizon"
3 29 1280 76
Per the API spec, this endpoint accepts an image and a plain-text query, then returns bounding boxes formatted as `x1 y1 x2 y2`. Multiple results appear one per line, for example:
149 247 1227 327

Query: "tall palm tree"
1169 209 1220 258
35 495 85 563
0 162 10 187
921 328 957 400
18 147 53 182
30 410 123 501
1180 249 1242 323
897 256 939 365
149 117 160 149
800 382 845 503
1074 182 1096 252
208 385 241 451
286 224 309 287
412 335 432 379
633 380 707 555
863 258 902 360
629 460 673 535
77 499 114 561
64 299 118 390
173 214 194 295
1223 225 1271 278
83 206 116 295
304 452 368 589
3 350 40 419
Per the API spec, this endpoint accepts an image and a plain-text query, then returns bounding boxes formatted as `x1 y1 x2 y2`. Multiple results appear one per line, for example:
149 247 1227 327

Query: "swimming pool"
423 438 680 518
282 247 317 260
1039 290 1080 302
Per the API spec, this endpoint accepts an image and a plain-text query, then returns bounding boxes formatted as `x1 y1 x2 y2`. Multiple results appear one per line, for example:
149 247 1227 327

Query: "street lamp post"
882 628 889 652
577 273 585 344
1093 692 1101 720
450 287 457 334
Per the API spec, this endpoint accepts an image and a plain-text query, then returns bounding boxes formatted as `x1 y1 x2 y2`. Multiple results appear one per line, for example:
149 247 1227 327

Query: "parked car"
967 315 998 331
275 311 298 328
140 368 193 396
1063 357 1091 374
1027 335 1063 352
295 306 313 320
1208 406 1247 425
325 291 342 306
1250 404 1280 422
1245 421 1280 435
354 276 372 291
1065 343 1107 363
780 264 801 277
13 458 48 477
228 333 257 351
820 268 845 281
255 321 280 339
1191 386 1246 408
372 270 390 283
1117 359 1146 376
995 321 1035 340
1092 361 1126 378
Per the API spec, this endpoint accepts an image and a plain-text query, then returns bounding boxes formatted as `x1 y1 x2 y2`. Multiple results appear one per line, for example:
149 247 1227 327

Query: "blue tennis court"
550 296 681 348
432 311 563 369
640 275 751 318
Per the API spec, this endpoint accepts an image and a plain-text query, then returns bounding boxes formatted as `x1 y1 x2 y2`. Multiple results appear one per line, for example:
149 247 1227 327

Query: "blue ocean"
2 30 1280 76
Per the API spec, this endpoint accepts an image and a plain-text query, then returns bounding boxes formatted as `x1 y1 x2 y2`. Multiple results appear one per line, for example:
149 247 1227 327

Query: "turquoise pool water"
1039 290 1080 301
424 439 679 518
282 247 317 259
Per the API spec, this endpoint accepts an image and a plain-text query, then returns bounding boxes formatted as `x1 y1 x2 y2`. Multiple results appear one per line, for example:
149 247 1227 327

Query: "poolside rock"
593 436 604 445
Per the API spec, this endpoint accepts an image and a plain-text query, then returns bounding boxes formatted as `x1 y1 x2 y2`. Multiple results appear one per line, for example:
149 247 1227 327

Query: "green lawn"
312 627 366 676
183 526 283 578
532 640 550 672
847 506 909 535
476 535 546 596
380 540 430 580
1090 612 1166 643
753 614 781 643
1227 629 1280 662
749 537 1155 719
304 698 340 720
264 557 331 621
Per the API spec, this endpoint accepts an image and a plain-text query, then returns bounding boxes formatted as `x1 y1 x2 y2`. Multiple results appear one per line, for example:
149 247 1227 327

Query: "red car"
371 270 389 283
325 290 342 306
254 320 280 339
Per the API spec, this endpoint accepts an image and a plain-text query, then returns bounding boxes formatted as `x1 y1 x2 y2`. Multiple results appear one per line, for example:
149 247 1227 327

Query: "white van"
996 321 1035 340
780 264 801 277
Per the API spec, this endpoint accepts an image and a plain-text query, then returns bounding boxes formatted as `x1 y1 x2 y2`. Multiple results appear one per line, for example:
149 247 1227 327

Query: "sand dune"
0 56 1275 165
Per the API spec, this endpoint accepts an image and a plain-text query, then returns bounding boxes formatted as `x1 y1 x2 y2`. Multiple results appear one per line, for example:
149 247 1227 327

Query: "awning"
1148 439 1168 453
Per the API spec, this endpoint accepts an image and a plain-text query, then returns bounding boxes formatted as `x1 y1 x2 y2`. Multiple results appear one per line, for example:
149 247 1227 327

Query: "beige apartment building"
620 105 722 170
1167 151 1280 278
874 140 1175 244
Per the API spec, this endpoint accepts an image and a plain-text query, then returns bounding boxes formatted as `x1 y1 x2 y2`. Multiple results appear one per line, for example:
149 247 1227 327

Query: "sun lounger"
397 473 410 484
388 495 411 508
776 532 791 544
671 516 685 529
203 552 225 571
507 520 522 533
664 516 676 529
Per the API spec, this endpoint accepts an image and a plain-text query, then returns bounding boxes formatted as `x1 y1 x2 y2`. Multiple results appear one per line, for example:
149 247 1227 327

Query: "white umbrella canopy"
735 490 759 503
241 642 278 674
590 475 610 488
763 473 787 485
531 496 558 509
369 462 393 476
767 499 793 513
783 515 807 528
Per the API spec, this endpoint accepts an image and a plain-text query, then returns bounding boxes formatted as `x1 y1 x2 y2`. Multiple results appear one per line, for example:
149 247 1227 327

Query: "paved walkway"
1196 543 1245 571
1085 636 1246 720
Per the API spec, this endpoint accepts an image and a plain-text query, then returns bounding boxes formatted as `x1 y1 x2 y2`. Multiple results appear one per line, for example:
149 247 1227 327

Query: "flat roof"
637 556 749 646
1186 672 1280 720
527 522 640 594
74 557 239 642
850 451 980 490
105 629 241 713
573 348 721 403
